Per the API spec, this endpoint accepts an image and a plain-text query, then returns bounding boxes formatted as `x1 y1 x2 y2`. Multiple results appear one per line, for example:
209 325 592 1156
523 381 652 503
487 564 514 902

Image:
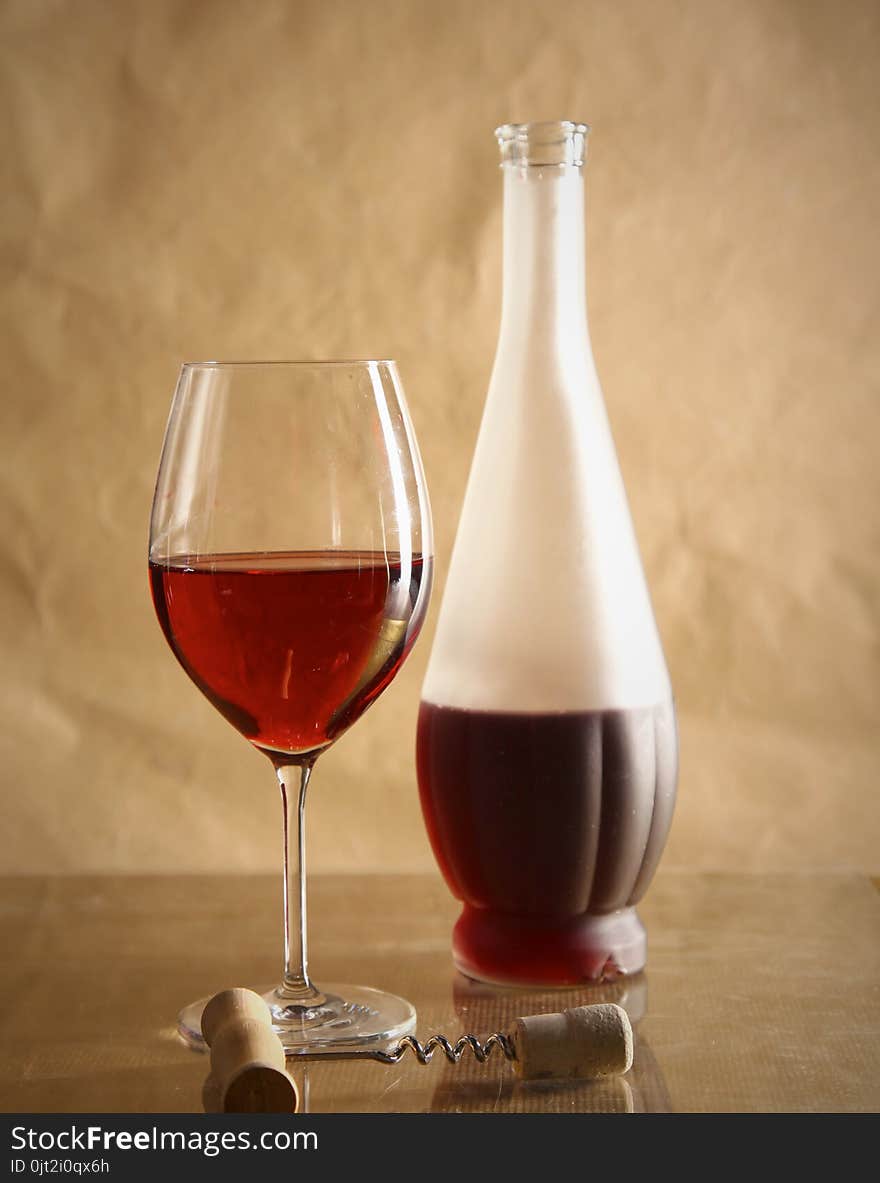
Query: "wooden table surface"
1 872 877 1113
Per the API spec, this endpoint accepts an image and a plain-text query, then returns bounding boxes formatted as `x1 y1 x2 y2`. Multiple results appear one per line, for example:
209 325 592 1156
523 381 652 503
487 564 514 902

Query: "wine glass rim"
180 358 397 370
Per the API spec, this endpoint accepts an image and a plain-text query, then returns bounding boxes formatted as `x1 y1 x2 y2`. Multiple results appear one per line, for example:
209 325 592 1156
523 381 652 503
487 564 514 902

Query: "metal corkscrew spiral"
358 1031 516 1066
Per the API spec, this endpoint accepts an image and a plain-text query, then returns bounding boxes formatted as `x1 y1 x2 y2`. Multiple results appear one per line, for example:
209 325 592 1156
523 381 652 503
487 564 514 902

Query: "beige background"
0 0 877 875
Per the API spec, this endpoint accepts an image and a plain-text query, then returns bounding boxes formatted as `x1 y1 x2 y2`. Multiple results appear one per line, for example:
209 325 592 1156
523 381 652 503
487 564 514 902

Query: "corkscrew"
320 1029 516 1067
200 989 634 1113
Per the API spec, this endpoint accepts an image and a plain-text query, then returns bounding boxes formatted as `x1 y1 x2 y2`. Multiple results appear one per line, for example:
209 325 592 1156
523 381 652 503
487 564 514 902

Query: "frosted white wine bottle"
416 121 678 985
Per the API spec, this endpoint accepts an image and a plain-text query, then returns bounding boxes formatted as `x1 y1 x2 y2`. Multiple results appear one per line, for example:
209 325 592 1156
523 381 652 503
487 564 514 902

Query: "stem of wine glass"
276 760 323 1005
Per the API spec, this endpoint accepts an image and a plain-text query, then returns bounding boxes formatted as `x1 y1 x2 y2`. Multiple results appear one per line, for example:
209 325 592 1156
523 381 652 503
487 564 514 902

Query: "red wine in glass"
150 550 429 760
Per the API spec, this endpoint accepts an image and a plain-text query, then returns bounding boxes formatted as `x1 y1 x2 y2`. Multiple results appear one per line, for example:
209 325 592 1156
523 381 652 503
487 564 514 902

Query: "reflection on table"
0 872 877 1113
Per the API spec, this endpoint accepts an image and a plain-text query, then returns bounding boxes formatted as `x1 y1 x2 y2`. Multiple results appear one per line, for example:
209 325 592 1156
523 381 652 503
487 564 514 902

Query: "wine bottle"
416 121 678 985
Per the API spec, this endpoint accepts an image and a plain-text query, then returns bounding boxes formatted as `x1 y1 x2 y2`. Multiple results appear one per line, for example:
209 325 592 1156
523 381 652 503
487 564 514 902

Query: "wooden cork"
512 1002 633 1082
201 988 298 1113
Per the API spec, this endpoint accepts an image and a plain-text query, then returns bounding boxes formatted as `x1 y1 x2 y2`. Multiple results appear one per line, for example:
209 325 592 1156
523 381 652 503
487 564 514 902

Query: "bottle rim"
494 121 590 168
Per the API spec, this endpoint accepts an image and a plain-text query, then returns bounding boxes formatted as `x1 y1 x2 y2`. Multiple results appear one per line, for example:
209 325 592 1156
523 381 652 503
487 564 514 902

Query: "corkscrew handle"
201 988 298 1114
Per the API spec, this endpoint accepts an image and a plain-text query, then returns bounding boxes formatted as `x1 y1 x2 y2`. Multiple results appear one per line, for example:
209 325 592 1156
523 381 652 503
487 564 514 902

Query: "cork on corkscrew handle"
368 1002 633 1080
512 1002 633 1081
201 989 298 1113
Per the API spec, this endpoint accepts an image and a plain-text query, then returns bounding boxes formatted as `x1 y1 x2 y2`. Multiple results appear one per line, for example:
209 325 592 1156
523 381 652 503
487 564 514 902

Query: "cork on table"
1 872 877 1113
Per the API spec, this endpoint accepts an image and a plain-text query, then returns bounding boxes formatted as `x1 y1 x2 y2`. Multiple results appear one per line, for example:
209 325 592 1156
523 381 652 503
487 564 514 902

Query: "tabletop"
1 871 877 1113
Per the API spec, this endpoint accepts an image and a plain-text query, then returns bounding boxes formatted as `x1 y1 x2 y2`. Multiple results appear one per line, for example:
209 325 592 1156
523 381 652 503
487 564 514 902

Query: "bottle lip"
495 120 590 168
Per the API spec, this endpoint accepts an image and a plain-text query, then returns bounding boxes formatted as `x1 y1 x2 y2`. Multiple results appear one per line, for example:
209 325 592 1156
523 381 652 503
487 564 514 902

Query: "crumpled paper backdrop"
0 0 877 873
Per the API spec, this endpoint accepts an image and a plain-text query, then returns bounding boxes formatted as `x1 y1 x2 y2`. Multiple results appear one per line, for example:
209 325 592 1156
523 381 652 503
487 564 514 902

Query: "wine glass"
148 360 433 1053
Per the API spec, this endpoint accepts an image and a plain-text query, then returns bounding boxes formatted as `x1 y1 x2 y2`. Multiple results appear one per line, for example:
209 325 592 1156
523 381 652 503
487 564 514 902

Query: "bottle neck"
497 162 589 355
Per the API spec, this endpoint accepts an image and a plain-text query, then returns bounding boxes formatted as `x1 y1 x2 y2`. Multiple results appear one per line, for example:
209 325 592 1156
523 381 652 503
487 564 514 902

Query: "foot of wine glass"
177 760 416 1055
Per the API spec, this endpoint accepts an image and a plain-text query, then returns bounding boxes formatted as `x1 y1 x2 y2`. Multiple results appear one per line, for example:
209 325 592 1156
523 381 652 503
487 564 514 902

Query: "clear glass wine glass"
148 360 433 1053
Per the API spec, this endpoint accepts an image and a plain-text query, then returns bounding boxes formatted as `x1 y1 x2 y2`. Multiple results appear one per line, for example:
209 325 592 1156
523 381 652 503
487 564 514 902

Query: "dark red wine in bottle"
150 550 429 760
417 702 677 984
416 120 678 984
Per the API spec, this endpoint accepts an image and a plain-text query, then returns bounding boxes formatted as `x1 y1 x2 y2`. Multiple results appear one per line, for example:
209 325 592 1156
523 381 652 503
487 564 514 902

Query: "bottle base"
452 904 646 986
